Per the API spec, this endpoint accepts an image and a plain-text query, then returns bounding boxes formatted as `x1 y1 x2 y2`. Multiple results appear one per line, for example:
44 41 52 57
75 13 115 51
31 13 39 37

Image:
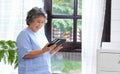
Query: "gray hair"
26 7 47 25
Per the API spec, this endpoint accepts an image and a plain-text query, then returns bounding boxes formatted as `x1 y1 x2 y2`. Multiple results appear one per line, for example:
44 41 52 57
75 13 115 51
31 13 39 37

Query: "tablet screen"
48 38 66 47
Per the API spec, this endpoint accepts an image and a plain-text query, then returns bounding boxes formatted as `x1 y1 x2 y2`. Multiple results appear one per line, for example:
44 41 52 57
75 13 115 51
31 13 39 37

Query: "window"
44 0 82 52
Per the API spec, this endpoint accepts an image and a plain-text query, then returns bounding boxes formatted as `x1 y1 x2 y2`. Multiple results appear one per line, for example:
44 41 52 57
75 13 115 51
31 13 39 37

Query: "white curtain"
0 0 43 74
0 0 23 40
0 0 44 41
82 0 106 74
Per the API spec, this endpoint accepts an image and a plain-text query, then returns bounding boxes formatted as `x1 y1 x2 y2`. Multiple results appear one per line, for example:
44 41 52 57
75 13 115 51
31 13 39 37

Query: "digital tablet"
48 38 66 47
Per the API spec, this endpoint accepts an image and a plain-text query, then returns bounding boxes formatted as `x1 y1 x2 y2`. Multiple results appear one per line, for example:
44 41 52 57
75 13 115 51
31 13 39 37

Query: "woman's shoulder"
17 28 35 39
17 28 30 38
19 28 28 35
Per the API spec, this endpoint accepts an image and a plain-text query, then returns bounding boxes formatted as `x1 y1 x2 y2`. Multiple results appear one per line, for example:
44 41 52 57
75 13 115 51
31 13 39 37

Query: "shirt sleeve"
16 31 32 59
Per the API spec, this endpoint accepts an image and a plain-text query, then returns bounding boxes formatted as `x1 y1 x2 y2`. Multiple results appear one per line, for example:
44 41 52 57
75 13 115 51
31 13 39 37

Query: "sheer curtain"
82 0 106 74
0 0 43 74
0 0 23 40
0 0 44 40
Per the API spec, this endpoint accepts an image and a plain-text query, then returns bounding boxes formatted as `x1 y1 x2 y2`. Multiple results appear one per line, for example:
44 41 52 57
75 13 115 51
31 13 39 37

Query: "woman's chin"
32 29 38 32
34 30 39 32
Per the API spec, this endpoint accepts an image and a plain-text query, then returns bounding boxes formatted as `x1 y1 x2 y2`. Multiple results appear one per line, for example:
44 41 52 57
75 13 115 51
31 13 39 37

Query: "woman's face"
28 16 46 32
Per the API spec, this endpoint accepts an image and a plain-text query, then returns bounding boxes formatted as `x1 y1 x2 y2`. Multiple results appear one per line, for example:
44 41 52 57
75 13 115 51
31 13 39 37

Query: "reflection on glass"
77 19 81 42
52 19 73 42
78 0 82 15
51 52 81 73
52 0 74 15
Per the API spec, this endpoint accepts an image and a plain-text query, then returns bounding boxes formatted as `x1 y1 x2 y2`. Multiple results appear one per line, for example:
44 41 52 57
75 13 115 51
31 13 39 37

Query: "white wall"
111 0 120 42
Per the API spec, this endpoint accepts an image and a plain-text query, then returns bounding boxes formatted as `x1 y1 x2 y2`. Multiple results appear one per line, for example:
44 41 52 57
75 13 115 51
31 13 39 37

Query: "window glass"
52 19 73 42
77 19 82 42
78 0 82 15
52 0 74 15
51 52 81 73
49 0 82 73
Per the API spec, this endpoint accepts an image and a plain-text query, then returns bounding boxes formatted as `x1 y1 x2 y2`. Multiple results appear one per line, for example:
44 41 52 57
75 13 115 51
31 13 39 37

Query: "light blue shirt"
16 28 51 74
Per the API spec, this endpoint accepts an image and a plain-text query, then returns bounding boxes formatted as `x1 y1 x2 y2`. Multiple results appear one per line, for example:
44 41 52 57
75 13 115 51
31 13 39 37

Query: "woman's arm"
23 43 56 58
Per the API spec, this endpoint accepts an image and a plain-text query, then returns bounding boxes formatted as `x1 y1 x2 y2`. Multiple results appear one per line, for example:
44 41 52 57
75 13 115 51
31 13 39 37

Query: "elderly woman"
16 7 63 74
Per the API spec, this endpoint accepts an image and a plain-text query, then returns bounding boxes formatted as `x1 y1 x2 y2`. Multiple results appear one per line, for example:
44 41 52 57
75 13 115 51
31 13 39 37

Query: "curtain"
82 0 106 74
0 0 44 40
0 0 23 40
0 0 43 74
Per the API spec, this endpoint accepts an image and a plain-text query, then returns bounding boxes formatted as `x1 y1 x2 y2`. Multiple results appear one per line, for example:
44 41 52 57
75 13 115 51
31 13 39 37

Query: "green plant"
0 40 18 69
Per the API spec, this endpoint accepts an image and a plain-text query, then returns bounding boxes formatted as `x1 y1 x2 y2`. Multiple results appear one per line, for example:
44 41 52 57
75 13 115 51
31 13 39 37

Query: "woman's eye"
40 21 44 23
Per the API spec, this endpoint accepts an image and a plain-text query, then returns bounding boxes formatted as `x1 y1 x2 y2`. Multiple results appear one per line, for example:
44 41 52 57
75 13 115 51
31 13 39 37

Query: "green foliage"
53 19 73 33
62 59 81 72
52 0 74 32
53 0 73 15
0 40 18 69
52 0 82 35
51 57 81 73
53 5 73 14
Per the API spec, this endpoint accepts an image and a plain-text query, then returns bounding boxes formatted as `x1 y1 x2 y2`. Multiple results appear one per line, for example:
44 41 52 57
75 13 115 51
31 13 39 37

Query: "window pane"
77 19 82 42
52 19 73 42
51 52 81 73
78 0 82 15
52 0 74 15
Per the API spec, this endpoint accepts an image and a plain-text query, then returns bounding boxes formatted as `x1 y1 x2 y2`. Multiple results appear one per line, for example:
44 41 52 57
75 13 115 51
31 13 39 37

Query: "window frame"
101 0 111 42
44 0 81 52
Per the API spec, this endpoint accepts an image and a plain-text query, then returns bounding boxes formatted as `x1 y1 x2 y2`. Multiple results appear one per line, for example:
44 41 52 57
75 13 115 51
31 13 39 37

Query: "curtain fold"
82 0 106 74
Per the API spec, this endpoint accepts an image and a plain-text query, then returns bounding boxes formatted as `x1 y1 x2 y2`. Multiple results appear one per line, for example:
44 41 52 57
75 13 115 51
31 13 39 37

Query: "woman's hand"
50 44 63 56
42 43 56 53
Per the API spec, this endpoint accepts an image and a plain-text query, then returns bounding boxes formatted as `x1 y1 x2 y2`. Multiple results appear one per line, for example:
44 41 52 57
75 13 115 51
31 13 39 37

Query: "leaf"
3 53 7 64
14 55 18 69
14 62 18 69
0 40 18 68
0 40 8 49
8 49 16 65
6 40 16 49
0 50 5 61
0 40 5 45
